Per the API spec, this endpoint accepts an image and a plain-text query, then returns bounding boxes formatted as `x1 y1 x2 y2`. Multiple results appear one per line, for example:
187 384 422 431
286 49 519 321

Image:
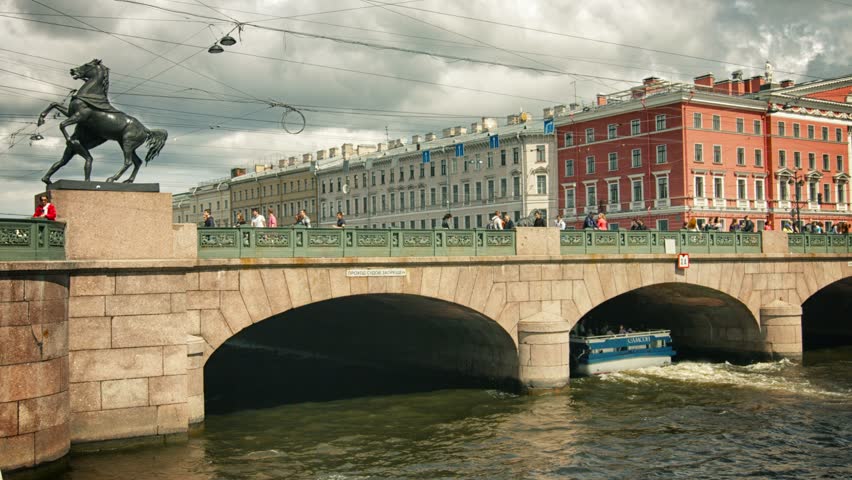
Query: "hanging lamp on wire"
208 43 224 54
219 35 236 46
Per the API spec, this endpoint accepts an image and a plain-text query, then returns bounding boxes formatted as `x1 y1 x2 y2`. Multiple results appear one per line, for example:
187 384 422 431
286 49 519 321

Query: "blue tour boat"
570 330 675 376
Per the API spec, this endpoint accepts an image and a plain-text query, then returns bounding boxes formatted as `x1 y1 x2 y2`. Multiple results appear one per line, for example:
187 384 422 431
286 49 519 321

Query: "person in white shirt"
299 209 311 228
491 210 504 230
250 208 266 228
555 214 567 230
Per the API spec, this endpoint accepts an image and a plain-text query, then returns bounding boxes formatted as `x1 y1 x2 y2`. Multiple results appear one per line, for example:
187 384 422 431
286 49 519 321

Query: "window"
780 179 789 201
500 149 507 166
585 128 595 143
823 154 830 171
608 152 618 171
807 125 815 139
778 121 786 136
838 155 844 171
564 133 574 147
463 158 469 173
565 159 575 176
390 193 395 212
371 196 377 214
754 149 763 167
808 153 816 170
694 144 703 162
793 123 800 138
608 124 617 139
657 219 669 231
821 126 829 141
513 176 521 198
608 182 619 204
565 188 575 209
808 182 817 201
419 164 425 178
656 115 666 131
389 170 395 183
632 179 643 202
586 156 596 174
440 159 447 176
838 184 846 204
428 188 435 206
631 119 641 135
656 176 669 199
737 178 747 199
453 185 459 204
399 193 405 211
794 152 802 169
631 149 641 168
513 148 520 164
693 112 702 128
371 172 376 186
736 118 744 133
695 176 705 198
755 179 765 201
753 120 762 134
487 180 495 200
655 145 667 164
737 147 745 166
586 185 597 206
714 177 724 198
409 165 414 181
487 152 494 169
823 183 830 203
474 153 482 170
439 186 446 206
536 146 545 162
537 175 547 194
409 191 414 211
475 182 482 201
500 178 507 197
712 115 721 130
836 128 843 142
381 194 387 211
381 170 386 184
779 150 787 168
321 182 326 194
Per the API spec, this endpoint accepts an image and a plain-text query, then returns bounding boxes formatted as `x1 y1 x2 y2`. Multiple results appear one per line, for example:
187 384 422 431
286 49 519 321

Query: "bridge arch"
801 275 852 349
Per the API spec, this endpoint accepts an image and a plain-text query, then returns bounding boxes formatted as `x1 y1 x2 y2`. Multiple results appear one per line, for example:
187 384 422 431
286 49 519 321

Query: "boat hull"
575 354 672 376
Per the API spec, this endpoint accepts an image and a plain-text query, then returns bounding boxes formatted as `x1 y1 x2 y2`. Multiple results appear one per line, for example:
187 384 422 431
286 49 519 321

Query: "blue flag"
455 143 465 157
489 134 499 149
544 118 554 135
422 150 431 163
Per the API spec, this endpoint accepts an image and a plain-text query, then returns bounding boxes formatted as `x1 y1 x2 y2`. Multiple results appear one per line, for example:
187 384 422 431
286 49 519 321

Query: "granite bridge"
1 188 850 471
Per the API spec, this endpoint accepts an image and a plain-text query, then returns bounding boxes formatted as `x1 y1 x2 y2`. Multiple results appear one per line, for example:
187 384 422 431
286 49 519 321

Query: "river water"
18 348 852 480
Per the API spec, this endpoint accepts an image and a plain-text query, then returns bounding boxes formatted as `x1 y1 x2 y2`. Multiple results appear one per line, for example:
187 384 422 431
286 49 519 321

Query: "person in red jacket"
33 195 56 221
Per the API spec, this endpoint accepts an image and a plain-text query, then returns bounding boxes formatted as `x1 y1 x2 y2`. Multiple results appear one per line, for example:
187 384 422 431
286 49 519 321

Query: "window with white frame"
754 149 763 167
807 125 815 139
608 181 619 204
694 144 703 162
693 112 702 128
808 182 817 201
586 184 597 206
836 128 843 142
755 179 765 201
713 145 722 164
736 118 744 133
794 151 802 169
536 175 547 195
631 179 643 202
823 184 830 203
585 128 595 143
793 123 800 138
536 146 545 162
808 152 816 170
586 156 595 174
655 145 667 164
565 188 575 209
564 132 574 147
712 115 721 130
656 176 669 199
821 126 829 141
754 120 762 134
694 175 705 198
713 176 724 198
838 155 844 171
822 154 830 171
737 178 747 199
631 119 640 135
608 152 618 171
780 179 789 201
631 149 641 168
737 147 745 166
655 114 666 131
608 124 618 139
565 159 575 176
838 184 846 203
779 150 787 167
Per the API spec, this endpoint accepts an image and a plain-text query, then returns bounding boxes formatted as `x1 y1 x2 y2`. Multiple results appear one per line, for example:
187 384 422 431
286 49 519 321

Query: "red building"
555 72 852 231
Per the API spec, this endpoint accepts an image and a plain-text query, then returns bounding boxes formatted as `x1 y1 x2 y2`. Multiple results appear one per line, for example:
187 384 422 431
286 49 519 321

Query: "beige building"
315 115 557 228
171 176 231 227
229 157 317 226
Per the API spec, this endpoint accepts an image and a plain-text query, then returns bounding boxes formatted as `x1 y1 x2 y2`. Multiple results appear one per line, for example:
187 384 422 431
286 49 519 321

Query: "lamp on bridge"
788 168 805 232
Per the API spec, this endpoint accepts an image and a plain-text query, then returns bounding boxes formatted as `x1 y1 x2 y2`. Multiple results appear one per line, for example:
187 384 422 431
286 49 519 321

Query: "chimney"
694 73 714 89
470 122 483 133
377 143 387 152
569 102 580 111
643 76 661 86
506 114 520 125
456 126 467 135
780 79 795 88
288 156 296 165
542 107 555 119
230 167 246 178
442 127 454 138
302 153 313 163
731 77 745 95
357 144 377 156
749 75 765 93
482 117 498 130
411 135 423 144
596 94 607 106
341 143 354 157
389 138 404 148
328 147 339 158
425 132 437 142
278 159 288 168
713 79 732 95
553 105 567 117
316 149 327 161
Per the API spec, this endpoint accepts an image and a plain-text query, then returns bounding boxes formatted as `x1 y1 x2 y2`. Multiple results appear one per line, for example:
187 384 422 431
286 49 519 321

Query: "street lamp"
788 168 805 232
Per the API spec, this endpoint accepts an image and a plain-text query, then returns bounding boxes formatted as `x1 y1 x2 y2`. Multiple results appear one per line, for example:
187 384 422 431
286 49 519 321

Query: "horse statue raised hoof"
37 59 168 185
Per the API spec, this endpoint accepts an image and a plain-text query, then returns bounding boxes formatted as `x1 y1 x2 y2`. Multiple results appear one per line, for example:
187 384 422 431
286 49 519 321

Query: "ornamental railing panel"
0 219 65 261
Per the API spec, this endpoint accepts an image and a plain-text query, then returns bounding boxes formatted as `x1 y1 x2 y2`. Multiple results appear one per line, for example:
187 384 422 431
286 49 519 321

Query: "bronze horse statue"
37 59 167 184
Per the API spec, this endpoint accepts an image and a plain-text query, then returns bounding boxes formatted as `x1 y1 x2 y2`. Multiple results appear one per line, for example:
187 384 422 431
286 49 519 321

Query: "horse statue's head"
70 59 104 81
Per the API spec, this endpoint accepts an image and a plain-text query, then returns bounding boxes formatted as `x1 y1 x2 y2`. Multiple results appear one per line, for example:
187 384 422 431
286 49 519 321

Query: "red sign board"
677 253 690 269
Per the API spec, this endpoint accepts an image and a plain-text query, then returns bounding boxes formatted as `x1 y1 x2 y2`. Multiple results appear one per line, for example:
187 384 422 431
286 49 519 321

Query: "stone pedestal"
515 227 561 256
759 299 802 360
760 231 789 254
186 335 205 424
0 274 70 472
48 187 187 260
517 312 571 393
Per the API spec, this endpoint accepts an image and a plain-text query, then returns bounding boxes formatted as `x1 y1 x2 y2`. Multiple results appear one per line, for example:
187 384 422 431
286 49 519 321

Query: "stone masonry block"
29 299 67 325
24 277 68 301
506 282 529 303
0 301 29 327
0 326 42 365
71 406 157 442
115 273 185 295
111 313 187 348
34 421 70 464
186 290 219 311
164 345 188 375
283 269 311 308
171 293 186 313
105 293 172 316
240 270 273 322
0 401 18 437
70 275 115 297
69 317 111 351
199 270 238 291
200 309 232 350
157 403 188 435
70 347 163 383
0 279 25 302
18 391 69 434
40 321 68 361
219 291 252 334
69 296 105 318
101 378 149 409
185 272 199 291
187 368 204 396
0 433 35 471
306 269 332 303
69 382 101 413
149 375 187 406
0 358 62 403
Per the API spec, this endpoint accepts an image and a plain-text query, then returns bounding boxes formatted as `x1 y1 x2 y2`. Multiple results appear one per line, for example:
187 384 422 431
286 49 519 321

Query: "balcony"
563 208 577 217
807 201 821 211
693 197 708 208
630 201 645 211
654 198 670 208
736 199 750 209
754 200 767 210
712 197 725 208
606 202 621 213
777 200 791 210
837 203 849 212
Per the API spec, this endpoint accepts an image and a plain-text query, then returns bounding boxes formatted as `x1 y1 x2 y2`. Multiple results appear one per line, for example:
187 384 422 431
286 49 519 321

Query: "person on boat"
618 325 627 334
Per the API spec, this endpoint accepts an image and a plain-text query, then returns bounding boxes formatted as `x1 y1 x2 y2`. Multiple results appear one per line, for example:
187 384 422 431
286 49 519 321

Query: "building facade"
171 177 231 227
314 116 557 229
555 73 852 231
229 159 318 226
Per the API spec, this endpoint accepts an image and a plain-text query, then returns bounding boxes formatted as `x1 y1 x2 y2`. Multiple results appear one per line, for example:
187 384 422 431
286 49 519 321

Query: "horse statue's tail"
144 129 168 165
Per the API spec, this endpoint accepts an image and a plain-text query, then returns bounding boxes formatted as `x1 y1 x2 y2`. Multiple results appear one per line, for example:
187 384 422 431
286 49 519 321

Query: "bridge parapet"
0 219 66 261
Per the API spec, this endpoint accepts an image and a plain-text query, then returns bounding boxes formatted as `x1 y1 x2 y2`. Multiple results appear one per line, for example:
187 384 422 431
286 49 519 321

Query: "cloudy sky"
1 0 850 216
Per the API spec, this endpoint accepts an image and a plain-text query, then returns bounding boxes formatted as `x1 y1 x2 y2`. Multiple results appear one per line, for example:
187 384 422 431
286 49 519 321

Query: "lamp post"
788 168 805 232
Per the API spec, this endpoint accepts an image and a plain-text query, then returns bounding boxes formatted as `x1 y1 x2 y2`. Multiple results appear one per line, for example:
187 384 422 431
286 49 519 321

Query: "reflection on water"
14 348 852 480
